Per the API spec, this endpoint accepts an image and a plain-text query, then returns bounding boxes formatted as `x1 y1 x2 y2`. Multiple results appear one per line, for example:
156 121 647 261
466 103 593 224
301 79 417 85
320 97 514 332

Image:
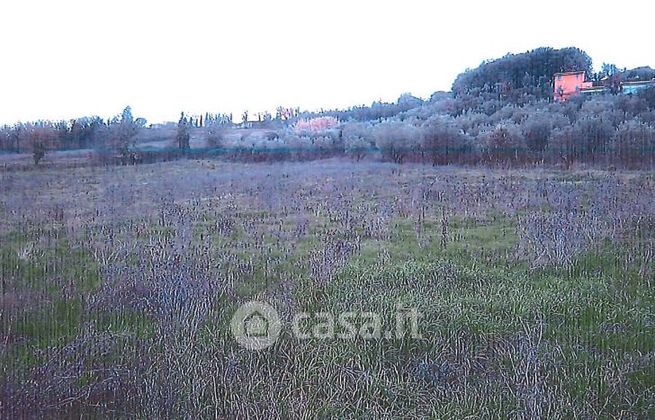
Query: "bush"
372 121 421 164
421 115 470 165
344 136 372 161
571 116 615 161
32 140 46 165
206 127 225 149
547 126 576 167
610 119 655 167
342 122 374 161
579 98 624 127
521 111 568 156
454 112 491 137
638 86 655 109
479 122 526 164
285 134 314 161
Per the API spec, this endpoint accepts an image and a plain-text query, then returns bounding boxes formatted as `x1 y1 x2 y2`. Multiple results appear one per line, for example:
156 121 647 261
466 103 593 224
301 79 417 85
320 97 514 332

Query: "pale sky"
0 0 653 125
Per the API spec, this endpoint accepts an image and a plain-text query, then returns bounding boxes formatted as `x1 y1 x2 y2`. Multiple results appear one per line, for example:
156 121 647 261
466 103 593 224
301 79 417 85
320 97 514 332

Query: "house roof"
554 71 586 77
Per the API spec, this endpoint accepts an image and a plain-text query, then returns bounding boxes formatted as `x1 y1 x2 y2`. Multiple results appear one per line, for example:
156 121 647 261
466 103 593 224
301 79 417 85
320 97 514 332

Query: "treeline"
211 88 655 168
294 93 426 123
0 95 423 157
0 107 146 163
3 46 655 168
4 91 655 169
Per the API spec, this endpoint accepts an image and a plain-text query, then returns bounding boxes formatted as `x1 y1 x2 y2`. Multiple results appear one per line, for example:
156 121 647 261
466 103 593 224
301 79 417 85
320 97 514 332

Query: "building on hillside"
553 71 593 102
622 80 655 95
554 71 655 101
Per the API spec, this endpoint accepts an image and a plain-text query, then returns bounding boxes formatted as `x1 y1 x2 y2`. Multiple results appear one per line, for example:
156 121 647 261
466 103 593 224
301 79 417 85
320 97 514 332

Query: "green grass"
2 164 654 418
291 213 655 417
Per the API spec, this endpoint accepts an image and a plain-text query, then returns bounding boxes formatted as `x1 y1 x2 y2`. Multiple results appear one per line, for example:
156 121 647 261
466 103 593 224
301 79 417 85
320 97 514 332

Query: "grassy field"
1 159 654 418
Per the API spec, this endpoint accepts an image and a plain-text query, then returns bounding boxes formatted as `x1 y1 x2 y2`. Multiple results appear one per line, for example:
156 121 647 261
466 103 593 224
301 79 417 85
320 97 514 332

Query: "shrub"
479 122 526 164
344 136 372 161
342 122 374 161
521 111 568 156
547 126 576 167
579 97 624 127
372 121 421 164
206 127 225 148
455 112 491 137
282 133 313 161
421 115 470 165
610 119 655 167
638 86 655 109
571 116 615 161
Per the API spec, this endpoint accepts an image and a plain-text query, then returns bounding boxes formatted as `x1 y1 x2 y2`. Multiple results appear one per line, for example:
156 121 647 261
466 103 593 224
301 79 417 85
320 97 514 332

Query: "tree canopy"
452 47 593 100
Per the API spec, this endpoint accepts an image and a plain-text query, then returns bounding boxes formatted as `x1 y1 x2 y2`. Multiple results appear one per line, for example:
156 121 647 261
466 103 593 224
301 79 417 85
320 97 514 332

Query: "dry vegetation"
1 158 654 417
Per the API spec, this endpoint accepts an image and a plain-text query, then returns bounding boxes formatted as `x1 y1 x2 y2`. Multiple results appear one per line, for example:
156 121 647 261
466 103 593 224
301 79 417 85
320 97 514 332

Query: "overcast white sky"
0 0 653 124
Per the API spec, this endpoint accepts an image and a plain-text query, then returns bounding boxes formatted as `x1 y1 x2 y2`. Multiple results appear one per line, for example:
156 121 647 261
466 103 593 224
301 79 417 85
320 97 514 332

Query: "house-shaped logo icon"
230 301 282 350
244 312 270 338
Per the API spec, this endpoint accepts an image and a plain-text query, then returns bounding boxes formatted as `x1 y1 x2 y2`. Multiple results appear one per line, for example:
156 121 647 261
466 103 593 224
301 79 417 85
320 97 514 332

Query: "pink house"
553 71 593 102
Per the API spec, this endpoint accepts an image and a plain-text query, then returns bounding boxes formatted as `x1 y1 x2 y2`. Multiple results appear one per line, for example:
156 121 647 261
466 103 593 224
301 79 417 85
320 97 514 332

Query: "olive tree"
372 121 421 164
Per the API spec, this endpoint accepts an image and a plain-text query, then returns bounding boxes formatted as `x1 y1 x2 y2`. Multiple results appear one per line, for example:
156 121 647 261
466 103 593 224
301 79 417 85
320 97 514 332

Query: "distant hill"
451 47 593 100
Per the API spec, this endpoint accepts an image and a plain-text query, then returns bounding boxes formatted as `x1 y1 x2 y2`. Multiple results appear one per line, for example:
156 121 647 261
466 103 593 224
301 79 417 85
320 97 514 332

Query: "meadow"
1 158 654 418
